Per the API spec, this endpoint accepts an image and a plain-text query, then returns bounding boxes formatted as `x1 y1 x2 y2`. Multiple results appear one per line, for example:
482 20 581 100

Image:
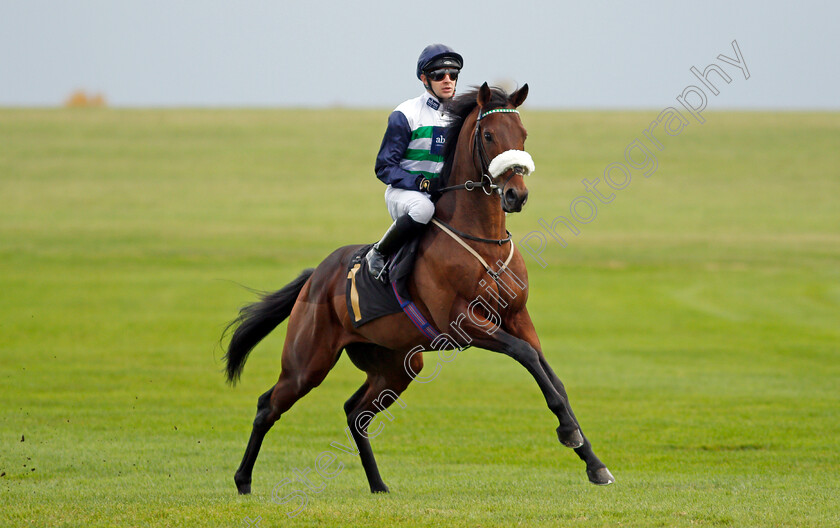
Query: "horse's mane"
440 86 513 187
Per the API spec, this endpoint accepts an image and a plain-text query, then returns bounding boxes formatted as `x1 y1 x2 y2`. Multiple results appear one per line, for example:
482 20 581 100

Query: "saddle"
345 237 439 339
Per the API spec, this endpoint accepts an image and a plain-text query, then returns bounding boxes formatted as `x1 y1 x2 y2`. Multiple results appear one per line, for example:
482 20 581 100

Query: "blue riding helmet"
416 44 463 80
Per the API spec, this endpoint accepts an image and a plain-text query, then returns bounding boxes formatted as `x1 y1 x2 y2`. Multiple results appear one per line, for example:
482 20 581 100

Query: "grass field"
1 107 838 527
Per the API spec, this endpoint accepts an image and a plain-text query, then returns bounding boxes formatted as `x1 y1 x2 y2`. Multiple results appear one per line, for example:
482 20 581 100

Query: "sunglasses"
426 69 459 82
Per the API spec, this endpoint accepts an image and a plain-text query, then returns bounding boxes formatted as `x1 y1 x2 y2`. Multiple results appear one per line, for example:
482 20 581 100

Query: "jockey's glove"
416 176 441 194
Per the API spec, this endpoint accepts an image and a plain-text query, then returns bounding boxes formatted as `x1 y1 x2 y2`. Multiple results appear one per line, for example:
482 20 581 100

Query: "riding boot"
365 214 424 281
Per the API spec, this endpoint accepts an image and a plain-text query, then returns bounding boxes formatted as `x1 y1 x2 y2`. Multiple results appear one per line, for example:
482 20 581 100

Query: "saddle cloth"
345 237 428 330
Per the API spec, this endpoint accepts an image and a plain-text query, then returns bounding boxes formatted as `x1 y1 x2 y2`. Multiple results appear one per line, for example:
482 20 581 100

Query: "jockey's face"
422 70 458 101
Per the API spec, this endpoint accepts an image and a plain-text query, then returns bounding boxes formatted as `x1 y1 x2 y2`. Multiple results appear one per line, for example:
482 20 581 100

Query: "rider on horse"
365 43 463 280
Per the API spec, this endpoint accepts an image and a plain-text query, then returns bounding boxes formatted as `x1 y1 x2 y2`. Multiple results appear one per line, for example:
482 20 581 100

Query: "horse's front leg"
470 307 614 485
467 325 583 448
536 354 615 485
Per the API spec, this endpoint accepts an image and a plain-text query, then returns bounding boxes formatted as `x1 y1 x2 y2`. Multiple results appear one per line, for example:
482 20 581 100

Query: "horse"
223 83 614 495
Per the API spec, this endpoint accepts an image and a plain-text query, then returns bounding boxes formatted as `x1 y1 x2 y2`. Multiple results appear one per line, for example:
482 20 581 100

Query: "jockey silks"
375 91 451 190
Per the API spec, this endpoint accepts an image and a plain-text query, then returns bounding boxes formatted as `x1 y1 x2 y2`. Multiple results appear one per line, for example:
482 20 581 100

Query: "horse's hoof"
235 475 252 495
370 483 390 494
557 428 584 448
587 467 615 486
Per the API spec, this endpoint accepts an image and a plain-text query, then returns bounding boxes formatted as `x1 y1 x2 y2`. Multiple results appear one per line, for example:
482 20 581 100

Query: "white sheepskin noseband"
487 150 535 179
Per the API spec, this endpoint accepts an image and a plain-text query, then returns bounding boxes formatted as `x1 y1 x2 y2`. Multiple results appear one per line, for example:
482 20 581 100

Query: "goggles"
426 69 459 82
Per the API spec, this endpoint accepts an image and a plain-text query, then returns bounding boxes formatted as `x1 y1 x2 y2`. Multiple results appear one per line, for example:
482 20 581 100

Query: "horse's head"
473 82 532 213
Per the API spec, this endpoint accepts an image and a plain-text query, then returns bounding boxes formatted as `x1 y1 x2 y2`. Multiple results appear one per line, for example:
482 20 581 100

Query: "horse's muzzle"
502 187 528 213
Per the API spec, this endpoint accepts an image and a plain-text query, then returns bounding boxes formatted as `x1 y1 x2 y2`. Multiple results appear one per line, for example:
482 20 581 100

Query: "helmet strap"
423 74 456 102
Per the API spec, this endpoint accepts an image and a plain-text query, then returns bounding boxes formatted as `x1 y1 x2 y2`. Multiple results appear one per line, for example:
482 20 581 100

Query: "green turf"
1 108 838 527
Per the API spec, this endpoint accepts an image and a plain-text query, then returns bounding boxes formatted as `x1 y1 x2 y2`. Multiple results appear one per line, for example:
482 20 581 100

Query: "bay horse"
223 83 614 495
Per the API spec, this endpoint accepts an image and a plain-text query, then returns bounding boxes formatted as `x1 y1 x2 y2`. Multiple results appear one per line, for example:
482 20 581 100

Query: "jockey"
365 43 463 280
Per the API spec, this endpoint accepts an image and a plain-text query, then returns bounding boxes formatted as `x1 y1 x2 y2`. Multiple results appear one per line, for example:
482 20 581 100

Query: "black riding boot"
365 214 424 281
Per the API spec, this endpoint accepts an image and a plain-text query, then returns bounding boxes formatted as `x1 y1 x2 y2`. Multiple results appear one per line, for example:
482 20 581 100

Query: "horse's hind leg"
234 323 339 494
343 344 419 493
344 381 391 493
234 387 274 494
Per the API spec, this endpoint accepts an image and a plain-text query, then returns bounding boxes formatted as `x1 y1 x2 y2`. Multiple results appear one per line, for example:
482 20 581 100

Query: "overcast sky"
1 0 837 109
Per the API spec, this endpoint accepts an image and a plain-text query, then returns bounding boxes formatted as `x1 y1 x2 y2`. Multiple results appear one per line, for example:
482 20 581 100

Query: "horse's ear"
477 82 492 109
510 83 529 108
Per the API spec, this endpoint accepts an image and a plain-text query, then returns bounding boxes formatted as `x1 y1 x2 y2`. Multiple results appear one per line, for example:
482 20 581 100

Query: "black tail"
223 268 315 385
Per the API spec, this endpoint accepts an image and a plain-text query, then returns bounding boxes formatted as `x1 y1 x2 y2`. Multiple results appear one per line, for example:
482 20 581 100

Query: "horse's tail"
223 268 315 385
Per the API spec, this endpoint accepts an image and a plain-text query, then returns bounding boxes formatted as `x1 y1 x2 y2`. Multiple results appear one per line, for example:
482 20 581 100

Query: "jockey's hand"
416 176 441 194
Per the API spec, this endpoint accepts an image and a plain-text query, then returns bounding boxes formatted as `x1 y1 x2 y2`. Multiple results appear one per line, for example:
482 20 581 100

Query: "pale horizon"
2 1 837 110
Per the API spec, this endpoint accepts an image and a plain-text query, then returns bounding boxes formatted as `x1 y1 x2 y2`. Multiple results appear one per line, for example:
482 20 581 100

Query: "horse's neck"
434 166 507 240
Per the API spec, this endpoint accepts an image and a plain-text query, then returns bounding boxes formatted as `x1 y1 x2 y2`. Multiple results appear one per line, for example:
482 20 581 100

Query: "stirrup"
375 266 388 281
365 246 388 282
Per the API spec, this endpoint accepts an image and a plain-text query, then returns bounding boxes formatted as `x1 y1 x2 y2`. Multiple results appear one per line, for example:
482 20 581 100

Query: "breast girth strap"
430 218 515 282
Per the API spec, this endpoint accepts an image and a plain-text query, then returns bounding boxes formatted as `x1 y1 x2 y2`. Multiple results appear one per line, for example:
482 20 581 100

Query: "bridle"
433 105 534 248
429 104 535 282
437 107 527 198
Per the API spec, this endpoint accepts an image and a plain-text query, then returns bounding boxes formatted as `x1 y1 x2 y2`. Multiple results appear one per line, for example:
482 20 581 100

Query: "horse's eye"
483 132 493 142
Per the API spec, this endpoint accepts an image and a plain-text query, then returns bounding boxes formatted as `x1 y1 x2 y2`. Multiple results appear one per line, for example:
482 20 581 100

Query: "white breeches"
384 186 435 224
